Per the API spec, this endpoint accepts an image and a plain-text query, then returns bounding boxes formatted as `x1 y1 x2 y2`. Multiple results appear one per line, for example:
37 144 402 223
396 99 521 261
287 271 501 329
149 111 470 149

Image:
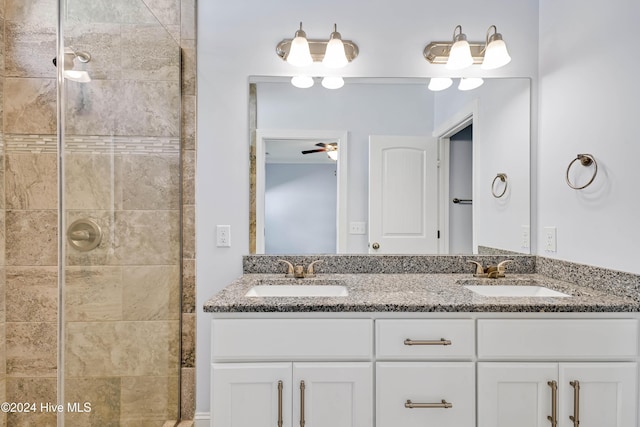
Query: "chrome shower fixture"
52 48 92 83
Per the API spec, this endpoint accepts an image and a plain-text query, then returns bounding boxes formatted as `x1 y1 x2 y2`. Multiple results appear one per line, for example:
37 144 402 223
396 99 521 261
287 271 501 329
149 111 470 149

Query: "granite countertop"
203 273 640 313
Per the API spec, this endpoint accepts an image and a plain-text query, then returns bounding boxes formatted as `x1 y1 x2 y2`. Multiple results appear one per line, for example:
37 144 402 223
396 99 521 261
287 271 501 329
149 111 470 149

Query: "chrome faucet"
468 260 513 278
278 259 323 278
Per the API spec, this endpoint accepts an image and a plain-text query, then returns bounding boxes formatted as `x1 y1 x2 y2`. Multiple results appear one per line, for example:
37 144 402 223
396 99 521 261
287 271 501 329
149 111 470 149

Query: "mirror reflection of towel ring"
491 173 508 198
566 154 597 190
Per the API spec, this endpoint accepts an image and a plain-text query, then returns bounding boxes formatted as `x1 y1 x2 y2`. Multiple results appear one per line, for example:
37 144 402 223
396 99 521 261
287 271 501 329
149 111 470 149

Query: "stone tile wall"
1 0 197 424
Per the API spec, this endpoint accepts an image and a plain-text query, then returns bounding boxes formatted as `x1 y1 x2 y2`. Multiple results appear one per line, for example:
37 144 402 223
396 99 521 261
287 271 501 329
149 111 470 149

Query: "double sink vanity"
204 255 640 427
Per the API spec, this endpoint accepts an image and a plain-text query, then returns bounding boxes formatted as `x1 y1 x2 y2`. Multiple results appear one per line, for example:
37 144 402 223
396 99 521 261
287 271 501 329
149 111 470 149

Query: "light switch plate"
349 222 366 235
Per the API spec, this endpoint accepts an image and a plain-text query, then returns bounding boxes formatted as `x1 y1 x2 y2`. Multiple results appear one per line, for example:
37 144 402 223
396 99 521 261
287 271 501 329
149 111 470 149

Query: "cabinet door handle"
405 399 453 409
569 380 580 427
299 380 306 427
547 380 557 427
404 338 452 346
277 380 283 427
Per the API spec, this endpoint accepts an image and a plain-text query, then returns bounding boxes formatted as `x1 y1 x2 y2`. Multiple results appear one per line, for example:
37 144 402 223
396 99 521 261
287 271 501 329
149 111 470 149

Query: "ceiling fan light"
291 75 314 88
428 77 453 91
327 150 338 161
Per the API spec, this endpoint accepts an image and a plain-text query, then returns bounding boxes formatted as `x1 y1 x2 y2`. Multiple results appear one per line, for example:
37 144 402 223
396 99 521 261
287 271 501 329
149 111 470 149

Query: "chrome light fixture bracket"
423 41 485 65
276 38 359 63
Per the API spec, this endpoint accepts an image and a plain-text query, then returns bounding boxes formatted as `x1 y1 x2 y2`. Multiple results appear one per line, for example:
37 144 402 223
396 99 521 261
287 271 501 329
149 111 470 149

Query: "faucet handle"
468 260 485 276
278 259 295 277
306 260 323 277
497 259 514 273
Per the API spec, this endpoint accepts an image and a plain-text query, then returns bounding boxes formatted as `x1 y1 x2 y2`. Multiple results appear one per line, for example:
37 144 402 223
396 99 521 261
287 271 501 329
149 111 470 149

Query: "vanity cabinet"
211 362 373 427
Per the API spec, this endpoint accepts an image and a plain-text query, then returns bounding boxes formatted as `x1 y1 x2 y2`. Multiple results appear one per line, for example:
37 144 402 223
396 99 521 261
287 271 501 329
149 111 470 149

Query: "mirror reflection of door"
264 139 337 254
448 125 473 253
368 135 439 254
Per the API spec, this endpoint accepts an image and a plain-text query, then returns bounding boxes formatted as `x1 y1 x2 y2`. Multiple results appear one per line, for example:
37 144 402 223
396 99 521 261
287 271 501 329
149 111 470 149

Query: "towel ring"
566 154 597 190
491 173 508 198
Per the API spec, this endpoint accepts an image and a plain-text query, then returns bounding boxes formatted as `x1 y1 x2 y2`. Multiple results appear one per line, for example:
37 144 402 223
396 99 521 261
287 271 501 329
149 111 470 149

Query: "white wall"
434 78 531 253
197 0 539 415
538 0 640 273
265 163 337 254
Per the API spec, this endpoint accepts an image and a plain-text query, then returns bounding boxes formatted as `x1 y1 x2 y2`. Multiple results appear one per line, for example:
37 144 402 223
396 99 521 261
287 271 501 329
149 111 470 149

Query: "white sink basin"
464 285 570 298
245 285 349 297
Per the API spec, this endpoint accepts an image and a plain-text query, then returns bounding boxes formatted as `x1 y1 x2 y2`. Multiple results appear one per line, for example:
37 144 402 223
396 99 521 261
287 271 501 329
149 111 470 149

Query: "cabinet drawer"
212 319 373 361
376 319 475 359
478 319 639 359
376 362 475 427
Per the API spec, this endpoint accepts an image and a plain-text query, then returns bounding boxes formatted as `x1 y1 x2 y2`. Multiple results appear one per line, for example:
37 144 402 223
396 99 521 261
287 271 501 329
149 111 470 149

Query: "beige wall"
1 0 196 424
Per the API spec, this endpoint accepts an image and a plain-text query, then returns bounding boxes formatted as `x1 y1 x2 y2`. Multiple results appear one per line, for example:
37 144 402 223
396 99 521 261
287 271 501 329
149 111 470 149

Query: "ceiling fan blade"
301 148 327 154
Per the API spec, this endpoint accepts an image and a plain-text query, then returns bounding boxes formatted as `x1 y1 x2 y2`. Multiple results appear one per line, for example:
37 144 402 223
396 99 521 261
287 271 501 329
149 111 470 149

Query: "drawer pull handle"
569 380 580 427
277 380 283 427
405 399 453 409
300 380 306 427
547 380 558 427
404 338 452 346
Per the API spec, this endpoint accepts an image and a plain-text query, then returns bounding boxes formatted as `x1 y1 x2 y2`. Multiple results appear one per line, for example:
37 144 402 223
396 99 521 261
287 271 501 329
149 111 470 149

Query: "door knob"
372 242 380 250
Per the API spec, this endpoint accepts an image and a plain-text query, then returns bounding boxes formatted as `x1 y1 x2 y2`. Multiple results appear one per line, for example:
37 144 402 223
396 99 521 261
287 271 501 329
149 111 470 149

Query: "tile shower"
0 0 197 425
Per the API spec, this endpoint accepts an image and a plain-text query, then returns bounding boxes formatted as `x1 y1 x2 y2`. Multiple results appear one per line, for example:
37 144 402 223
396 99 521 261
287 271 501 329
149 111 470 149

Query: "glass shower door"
60 1 182 425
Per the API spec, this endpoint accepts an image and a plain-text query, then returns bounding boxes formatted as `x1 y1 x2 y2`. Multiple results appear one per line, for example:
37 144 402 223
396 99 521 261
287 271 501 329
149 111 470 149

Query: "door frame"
432 99 479 254
255 129 349 254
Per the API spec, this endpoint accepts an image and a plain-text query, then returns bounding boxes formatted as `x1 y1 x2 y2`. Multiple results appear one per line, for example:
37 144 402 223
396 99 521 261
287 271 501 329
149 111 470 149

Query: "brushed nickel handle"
277 380 283 427
67 218 102 251
405 399 453 409
569 380 580 427
404 338 452 346
299 380 306 427
547 380 558 427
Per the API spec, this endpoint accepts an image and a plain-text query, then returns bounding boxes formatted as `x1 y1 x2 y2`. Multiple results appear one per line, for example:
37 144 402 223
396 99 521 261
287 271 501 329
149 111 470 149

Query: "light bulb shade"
458 77 484 91
428 77 453 91
322 31 348 68
321 76 344 89
291 75 314 88
481 38 511 69
446 39 473 70
327 150 338 161
287 30 313 67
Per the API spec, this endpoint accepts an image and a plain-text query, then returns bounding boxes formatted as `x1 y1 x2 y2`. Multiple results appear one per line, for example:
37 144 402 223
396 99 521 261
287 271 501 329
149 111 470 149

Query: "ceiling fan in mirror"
301 142 338 161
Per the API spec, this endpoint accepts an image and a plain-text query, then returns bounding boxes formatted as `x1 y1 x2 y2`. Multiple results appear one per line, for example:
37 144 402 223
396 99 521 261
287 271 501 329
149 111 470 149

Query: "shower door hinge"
437 230 441 239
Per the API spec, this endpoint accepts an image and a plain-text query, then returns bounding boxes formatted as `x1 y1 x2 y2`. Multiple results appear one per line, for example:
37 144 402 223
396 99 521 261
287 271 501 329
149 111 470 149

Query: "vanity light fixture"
291 75 314 88
458 77 484 91
481 25 511 69
321 76 344 90
427 77 453 91
424 25 511 70
446 25 473 70
286 23 313 67
276 23 359 65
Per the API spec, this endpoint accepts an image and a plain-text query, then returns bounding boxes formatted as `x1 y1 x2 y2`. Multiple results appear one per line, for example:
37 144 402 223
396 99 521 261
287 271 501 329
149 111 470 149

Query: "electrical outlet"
521 225 530 249
216 225 231 247
544 226 557 252
349 222 366 235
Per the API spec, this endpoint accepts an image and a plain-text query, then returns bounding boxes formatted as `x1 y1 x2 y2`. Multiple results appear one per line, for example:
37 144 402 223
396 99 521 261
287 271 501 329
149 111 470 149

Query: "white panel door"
477 362 557 427
293 362 373 427
559 363 637 427
369 135 439 254
211 363 292 427
376 362 475 427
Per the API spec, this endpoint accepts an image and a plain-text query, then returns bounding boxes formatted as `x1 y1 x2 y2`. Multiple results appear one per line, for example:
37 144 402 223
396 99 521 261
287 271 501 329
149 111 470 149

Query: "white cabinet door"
376 362 475 427
293 362 373 427
368 135 439 254
477 362 557 427
559 363 637 427
211 363 292 427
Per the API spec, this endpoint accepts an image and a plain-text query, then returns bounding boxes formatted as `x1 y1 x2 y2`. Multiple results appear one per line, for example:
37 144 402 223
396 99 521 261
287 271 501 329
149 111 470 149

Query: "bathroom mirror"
250 77 530 255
